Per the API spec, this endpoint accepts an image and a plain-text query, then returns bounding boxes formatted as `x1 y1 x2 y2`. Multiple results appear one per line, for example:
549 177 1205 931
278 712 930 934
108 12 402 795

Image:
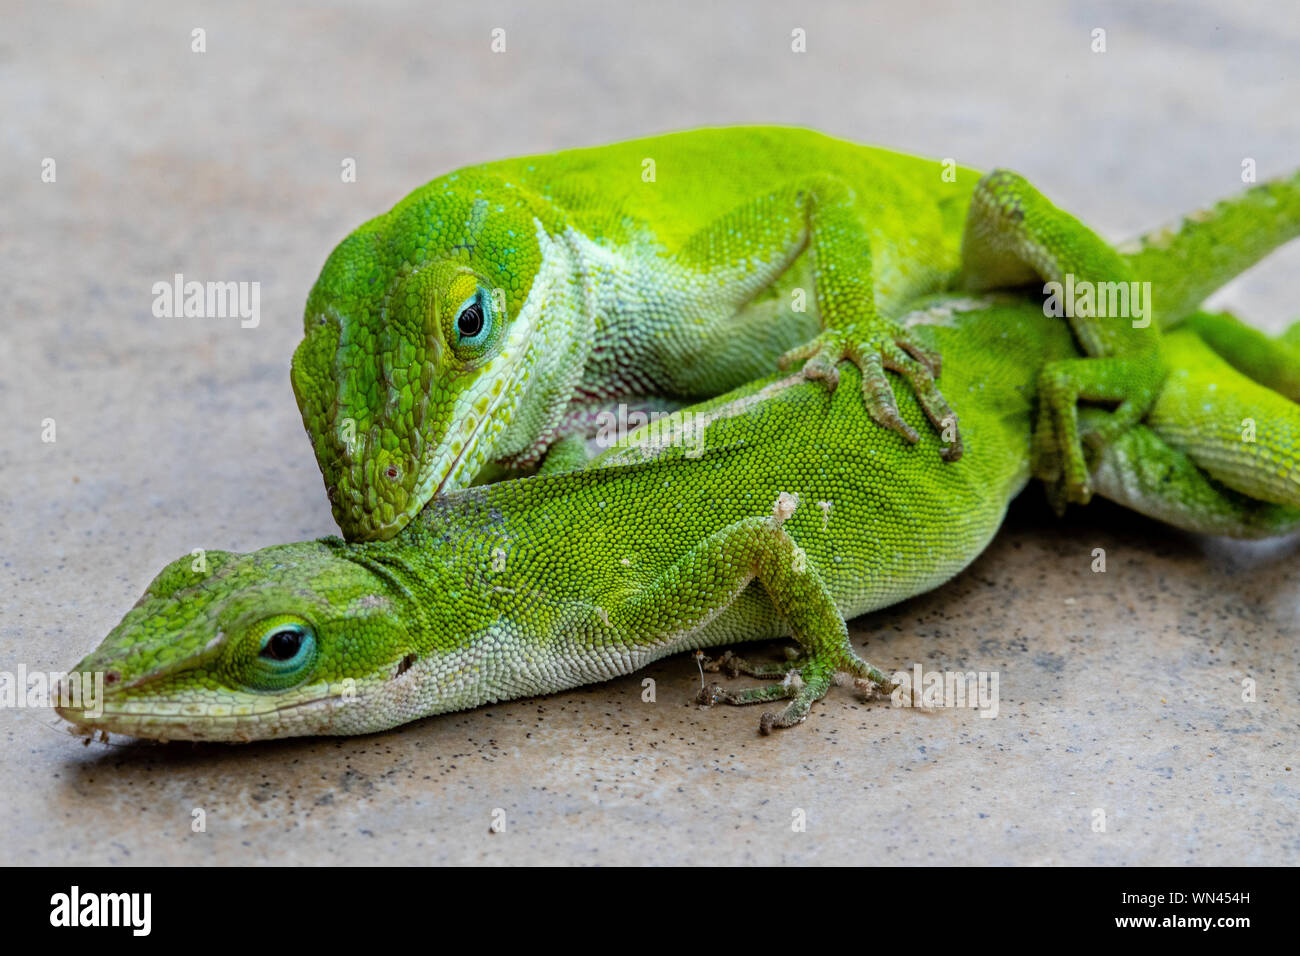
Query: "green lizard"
293 127 1300 541
58 291 1300 741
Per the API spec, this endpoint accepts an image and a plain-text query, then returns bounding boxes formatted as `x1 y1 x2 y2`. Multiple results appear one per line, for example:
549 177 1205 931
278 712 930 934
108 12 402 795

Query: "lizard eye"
452 289 497 354
260 625 308 662
457 299 484 339
241 617 319 690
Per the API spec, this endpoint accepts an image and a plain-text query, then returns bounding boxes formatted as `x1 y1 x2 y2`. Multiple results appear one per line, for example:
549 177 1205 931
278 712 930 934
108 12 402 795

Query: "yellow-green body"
292 126 1300 544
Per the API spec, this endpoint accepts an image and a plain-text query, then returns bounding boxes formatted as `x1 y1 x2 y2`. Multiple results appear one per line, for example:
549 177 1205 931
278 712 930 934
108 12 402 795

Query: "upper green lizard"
293 127 1299 541
58 290 1300 741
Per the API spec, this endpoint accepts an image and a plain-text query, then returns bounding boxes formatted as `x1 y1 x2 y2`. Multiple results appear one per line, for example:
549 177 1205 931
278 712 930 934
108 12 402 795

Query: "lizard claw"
780 325 963 461
695 682 727 707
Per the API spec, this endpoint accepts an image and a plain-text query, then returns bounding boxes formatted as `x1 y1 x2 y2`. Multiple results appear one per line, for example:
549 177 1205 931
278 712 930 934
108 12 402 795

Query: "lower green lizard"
57 291 1300 741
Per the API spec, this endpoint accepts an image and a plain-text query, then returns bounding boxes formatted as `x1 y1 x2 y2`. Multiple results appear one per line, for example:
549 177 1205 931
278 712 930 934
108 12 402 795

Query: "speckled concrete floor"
2 0 1297 865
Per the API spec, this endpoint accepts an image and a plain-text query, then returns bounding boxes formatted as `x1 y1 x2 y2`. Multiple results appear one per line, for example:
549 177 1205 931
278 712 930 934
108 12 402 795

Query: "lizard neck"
364 482 665 721
487 221 599 466
490 223 668 467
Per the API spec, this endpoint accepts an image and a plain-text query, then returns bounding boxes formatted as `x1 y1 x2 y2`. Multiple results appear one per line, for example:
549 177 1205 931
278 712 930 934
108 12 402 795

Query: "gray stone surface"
1 0 1296 865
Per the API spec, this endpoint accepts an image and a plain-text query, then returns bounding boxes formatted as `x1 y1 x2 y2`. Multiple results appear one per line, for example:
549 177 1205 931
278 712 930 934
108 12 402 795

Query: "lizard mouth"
433 410 492 496
344 413 490 543
405 372 517 514
56 690 350 743
354 418 492 542
348 315 529 543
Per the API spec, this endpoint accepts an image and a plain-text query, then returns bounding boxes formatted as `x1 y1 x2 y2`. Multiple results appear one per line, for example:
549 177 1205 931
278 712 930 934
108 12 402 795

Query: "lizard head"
56 540 434 741
292 178 552 542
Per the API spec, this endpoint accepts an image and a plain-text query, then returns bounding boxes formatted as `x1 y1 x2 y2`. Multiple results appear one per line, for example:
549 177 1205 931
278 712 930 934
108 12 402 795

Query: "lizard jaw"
55 688 352 743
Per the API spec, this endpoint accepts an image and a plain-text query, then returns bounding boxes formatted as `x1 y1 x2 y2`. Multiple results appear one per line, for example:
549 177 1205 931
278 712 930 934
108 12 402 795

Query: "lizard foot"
696 650 895 735
1032 352 1165 512
700 646 805 679
779 325 963 461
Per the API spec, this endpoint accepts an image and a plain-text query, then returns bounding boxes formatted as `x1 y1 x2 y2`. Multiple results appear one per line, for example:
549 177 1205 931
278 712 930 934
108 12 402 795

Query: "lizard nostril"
385 466 400 480
104 671 120 686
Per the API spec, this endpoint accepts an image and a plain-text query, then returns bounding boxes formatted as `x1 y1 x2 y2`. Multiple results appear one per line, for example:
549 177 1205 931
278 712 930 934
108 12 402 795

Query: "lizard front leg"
533 432 592 476
961 169 1166 510
611 491 893 734
702 646 805 680
669 176 963 461
777 176 964 461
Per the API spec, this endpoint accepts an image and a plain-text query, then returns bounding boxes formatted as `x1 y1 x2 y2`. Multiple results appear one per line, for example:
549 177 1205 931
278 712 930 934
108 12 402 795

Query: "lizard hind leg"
675 493 893 734
962 168 1167 507
1031 350 1167 510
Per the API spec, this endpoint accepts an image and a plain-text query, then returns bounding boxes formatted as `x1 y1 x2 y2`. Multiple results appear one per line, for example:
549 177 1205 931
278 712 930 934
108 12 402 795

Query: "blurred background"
1 0 1296 865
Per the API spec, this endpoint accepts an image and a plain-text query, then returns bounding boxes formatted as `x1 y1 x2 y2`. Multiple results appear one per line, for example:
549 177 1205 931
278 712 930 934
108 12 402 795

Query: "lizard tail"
1181 310 1300 402
1283 318 1300 350
1147 328 1300 508
1118 167 1300 324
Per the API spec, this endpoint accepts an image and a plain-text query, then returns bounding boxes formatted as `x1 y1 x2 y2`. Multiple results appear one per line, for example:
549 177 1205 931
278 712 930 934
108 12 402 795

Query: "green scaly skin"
296 128 1296 542
58 291 1300 742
